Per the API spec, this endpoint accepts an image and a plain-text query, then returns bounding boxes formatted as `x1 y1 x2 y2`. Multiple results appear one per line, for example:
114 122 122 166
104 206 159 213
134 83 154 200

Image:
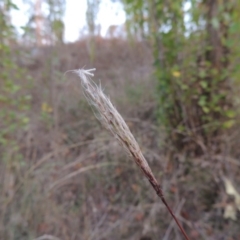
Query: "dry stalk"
73 68 190 240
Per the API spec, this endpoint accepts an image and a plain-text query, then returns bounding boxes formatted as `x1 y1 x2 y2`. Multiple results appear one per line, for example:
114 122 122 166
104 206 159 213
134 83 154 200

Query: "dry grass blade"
33 234 61 240
49 162 119 191
73 68 190 240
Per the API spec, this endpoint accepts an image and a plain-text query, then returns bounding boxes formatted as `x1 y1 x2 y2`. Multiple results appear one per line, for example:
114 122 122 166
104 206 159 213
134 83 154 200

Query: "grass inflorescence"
74 68 190 240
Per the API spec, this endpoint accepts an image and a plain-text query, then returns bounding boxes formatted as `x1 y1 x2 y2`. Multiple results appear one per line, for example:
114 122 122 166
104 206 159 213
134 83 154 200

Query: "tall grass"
74 68 190 240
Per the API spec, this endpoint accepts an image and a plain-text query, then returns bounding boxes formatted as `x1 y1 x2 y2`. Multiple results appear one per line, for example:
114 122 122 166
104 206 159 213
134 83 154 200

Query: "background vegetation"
0 0 240 239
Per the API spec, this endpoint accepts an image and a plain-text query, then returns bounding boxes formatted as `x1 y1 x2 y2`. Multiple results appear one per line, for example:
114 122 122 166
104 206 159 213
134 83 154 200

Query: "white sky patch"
10 0 126 42
11 0 29 35
64 0 88 41
97 0 126 36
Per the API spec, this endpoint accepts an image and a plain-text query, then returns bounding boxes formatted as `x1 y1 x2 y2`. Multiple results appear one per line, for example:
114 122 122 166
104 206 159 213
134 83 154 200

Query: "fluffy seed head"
74 68 153 174
72 68 190 240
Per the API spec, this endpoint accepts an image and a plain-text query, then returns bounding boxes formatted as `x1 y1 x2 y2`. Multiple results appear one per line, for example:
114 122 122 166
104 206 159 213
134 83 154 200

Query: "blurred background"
1 0 240 239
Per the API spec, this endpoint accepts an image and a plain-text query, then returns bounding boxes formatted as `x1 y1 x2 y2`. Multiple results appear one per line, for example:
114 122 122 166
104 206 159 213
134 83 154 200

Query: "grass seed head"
74 68 153 173
73 68 190 240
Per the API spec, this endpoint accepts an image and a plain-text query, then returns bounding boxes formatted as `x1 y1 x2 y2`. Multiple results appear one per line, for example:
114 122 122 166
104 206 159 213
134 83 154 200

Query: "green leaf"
202 106 210 113
9 2 19 10
22 117 30 125
223 120 235 129
199 69 206 78
198 96 207 107
211 18 220 29
225 110 236 118
200 81 208 89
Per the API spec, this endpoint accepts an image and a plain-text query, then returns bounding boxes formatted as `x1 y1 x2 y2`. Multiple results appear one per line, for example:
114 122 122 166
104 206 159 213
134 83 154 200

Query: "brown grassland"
1 38 240 240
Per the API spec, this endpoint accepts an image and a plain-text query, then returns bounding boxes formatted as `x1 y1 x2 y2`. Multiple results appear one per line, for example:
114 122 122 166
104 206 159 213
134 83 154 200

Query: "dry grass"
0 38 240 240
73 68 189 239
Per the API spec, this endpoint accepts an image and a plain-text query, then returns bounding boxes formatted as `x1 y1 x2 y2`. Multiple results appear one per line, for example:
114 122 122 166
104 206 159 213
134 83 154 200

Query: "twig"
72 68 190 240
163 199 186 240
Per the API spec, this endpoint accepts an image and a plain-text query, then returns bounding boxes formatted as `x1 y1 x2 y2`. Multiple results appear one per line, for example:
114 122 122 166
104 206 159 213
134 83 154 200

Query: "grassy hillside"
1 38 240 240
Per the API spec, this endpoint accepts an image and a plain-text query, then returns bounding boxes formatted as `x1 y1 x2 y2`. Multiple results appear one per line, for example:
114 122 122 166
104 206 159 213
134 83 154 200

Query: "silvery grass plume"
73 68 190 240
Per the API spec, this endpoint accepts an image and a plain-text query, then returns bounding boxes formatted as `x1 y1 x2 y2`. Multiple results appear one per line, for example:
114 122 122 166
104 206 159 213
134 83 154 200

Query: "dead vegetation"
1 38 240 239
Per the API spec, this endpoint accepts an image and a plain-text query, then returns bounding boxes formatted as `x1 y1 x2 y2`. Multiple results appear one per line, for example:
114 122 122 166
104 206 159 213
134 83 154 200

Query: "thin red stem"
161 197 190 240
139 162 190 240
